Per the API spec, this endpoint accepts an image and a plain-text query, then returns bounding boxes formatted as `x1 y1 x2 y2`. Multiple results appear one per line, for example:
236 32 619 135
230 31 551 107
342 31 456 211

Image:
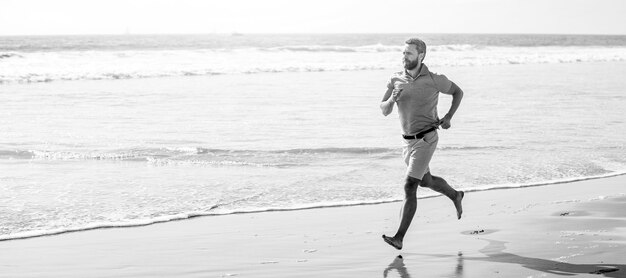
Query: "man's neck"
406 63 423 79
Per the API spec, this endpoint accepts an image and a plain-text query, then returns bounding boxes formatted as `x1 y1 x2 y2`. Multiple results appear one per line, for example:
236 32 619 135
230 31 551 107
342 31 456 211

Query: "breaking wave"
2 45 625 84
0 145 517 164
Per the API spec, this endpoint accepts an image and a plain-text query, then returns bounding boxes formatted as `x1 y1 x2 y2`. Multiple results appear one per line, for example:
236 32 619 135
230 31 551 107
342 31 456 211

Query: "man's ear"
418 53 425 63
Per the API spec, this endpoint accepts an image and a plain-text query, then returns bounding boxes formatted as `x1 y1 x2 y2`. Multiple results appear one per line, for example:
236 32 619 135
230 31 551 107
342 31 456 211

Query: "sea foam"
2 45 625 84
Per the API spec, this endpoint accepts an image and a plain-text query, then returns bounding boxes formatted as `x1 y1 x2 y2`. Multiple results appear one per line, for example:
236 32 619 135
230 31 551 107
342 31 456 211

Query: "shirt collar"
404 64 429 80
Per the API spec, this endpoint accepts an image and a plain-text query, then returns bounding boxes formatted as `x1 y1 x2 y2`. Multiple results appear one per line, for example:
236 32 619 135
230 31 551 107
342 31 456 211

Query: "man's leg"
421 172 464 219
382 176 420 250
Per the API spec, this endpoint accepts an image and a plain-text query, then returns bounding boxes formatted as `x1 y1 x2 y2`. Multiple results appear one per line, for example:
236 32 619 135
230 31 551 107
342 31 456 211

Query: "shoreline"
1 174 625 277
2 171 625 243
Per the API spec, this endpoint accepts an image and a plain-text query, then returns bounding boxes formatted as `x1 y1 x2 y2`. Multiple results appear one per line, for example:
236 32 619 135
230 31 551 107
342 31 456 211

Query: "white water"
2 45 625 83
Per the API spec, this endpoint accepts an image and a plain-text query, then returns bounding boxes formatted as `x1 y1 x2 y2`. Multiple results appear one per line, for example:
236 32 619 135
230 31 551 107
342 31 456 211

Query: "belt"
402 127 437 140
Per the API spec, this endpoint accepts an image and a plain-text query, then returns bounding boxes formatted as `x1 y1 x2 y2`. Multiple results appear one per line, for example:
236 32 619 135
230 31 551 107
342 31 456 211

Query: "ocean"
1 33 625 241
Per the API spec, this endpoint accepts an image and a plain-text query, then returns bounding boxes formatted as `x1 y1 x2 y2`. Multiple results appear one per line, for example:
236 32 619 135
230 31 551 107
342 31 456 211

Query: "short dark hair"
405 37 426 57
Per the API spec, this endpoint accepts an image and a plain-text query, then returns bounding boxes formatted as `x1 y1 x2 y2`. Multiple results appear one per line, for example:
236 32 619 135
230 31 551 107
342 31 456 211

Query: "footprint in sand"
461 229 498 235
553 210 591 217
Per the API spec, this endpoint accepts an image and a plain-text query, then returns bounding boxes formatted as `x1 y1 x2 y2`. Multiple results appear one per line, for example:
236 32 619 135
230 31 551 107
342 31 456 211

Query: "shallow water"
1 34 625 240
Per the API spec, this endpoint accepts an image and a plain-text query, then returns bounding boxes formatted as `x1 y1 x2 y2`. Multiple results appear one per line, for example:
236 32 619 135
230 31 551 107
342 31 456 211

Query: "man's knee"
404 176 420 197
419 172 433 188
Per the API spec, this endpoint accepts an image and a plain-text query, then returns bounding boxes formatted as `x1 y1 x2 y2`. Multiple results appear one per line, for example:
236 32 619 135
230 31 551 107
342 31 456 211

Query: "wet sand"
1 175 625 277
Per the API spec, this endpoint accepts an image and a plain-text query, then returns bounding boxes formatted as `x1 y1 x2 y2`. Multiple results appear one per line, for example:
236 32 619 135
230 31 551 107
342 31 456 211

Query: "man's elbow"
455 89 464 99
451 83 464 99
379 103 386 115
380 103 391 116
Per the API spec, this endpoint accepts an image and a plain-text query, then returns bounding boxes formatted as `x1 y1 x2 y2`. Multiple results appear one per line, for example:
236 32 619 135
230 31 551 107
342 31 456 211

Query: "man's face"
403 44 421 70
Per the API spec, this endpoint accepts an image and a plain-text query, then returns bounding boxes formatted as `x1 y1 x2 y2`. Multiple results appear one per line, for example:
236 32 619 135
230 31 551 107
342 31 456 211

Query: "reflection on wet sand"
383 255 411 278
383 252 465 278
407 239 623 277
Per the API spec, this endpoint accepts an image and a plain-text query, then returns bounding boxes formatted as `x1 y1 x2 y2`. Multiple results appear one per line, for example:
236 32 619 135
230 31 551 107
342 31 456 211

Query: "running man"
380 38 465 250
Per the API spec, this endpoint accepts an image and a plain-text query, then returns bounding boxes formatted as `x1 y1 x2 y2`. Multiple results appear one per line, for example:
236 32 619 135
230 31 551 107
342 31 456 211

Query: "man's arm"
439 82 463 129
380 87 399 116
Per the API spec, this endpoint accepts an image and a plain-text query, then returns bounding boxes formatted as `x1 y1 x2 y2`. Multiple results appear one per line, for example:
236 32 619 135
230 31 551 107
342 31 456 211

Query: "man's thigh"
405 132 438 180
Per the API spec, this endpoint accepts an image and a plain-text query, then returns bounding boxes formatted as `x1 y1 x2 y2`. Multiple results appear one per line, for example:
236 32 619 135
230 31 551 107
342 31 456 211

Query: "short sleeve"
386 76 395 90
431 72 453 94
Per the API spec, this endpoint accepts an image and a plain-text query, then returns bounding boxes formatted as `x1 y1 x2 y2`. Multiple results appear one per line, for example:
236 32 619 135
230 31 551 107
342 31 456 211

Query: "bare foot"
454 191 464 219
382 235 403 250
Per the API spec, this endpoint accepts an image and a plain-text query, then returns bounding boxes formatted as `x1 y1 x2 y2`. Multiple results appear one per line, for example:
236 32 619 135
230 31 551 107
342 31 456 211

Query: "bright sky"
1 0 625 35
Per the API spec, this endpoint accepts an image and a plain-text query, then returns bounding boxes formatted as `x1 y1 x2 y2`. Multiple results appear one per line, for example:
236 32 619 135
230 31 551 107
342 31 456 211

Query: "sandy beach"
1 175 624 277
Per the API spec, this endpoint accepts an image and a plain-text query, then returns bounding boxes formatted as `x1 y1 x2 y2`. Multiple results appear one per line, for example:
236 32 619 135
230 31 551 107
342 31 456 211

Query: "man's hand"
391 88 403 102
439 114 452 129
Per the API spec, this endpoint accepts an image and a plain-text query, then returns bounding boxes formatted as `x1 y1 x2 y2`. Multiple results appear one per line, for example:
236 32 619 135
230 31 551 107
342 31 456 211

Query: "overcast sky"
1 0 624 35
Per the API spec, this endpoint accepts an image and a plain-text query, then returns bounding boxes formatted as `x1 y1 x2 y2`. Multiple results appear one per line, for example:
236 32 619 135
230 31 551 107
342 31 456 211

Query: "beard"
403 58 419 70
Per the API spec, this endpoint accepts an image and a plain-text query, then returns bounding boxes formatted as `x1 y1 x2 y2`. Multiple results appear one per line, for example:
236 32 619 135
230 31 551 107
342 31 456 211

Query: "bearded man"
380 38 465 250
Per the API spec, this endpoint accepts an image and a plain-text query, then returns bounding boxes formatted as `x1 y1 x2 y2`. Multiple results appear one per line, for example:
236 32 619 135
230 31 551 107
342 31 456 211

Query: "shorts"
402 130 438 180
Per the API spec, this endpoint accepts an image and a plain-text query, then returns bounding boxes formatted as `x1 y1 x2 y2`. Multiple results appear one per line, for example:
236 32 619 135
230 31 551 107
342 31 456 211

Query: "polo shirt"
385 64 453 135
